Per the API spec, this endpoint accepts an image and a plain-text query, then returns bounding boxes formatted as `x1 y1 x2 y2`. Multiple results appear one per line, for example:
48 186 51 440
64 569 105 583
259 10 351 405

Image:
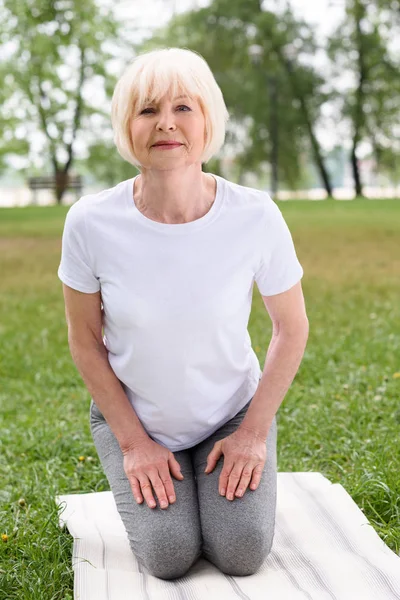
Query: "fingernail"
160 500 168 508
136 497 141 503
169 495 175 502
227 493 233 500
220 488 226 496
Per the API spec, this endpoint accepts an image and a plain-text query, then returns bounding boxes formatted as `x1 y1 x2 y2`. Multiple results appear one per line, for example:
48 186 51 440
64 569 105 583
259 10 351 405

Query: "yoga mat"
56 472 400 599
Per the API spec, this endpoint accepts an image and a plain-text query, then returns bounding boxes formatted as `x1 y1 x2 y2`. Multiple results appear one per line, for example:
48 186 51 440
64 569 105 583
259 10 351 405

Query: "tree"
135 0 334 196
328 0 400 196
0 0 125 203
255 4 334 197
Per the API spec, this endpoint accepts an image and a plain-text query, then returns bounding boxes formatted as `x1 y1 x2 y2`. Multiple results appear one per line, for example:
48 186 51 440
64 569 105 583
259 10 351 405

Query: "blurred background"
0 0 399 205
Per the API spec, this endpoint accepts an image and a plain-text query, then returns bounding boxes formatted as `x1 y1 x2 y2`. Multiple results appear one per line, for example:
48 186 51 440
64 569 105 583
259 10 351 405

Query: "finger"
219 461 234 496
169 455 184 480
150 469 170 509
159 466 177 504
138 475 157 509
205 441 222 474
249 465 264 491
225 465 243 500
234 463 253 498
130 475 144 504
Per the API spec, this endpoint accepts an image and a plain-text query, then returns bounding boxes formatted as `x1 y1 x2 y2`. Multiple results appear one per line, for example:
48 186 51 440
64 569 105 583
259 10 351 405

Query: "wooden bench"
27 174 83 204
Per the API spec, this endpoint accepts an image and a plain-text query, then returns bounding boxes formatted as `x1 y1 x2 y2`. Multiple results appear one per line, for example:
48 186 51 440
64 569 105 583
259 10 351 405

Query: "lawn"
0 198 399 598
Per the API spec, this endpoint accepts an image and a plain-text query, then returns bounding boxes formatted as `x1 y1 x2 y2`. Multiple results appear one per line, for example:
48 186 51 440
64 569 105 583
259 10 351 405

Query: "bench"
27 174 83 204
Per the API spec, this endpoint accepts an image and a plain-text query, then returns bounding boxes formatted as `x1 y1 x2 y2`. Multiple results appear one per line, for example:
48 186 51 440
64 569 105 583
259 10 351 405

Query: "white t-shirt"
58 173 303 451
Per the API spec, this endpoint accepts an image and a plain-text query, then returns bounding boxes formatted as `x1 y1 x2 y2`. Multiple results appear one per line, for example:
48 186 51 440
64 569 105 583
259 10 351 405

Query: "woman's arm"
239 281 309 439
62 284 150 452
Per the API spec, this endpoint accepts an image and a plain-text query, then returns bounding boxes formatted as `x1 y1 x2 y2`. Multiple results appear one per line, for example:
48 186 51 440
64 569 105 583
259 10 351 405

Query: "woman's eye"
140 105 191 114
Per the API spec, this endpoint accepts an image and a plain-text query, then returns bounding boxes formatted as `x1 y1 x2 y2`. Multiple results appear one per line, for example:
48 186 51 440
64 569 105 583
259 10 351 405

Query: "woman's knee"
129 526 202 580
206 521 275 576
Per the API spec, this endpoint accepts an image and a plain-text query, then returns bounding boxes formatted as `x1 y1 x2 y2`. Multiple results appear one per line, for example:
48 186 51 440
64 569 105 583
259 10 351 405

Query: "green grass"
1 199 400 597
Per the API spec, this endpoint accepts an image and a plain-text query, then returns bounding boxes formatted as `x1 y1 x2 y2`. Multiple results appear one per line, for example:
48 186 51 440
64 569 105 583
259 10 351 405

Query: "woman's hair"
111 47 230 168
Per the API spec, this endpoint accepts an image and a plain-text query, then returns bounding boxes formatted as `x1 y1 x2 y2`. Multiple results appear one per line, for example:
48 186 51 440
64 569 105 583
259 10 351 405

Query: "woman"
57 47 309 580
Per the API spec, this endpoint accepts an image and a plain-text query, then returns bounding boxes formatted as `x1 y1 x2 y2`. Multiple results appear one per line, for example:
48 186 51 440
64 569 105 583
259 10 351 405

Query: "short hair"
111 47 230 168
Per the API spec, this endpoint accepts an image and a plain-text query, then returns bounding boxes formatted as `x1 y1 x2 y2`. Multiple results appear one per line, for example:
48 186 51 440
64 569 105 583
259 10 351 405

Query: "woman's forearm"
69 341 150 452
239 326 309 440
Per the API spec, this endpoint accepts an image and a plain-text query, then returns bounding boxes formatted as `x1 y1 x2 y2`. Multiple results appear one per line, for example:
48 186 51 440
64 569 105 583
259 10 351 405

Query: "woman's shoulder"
219 175 274 214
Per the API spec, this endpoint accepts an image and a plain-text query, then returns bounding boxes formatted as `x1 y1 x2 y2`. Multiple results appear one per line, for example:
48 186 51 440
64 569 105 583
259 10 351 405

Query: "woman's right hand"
122 437 184 509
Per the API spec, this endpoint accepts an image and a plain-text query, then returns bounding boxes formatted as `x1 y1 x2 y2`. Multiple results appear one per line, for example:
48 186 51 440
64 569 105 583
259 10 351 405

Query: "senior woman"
57 47 309 580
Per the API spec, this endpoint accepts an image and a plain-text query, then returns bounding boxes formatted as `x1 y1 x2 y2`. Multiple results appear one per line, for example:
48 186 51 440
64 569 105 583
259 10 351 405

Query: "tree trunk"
351 145 363 197
278 52 333 198
55 170 69 205
256 0 333 198
269 75 279 197
351 0 367 198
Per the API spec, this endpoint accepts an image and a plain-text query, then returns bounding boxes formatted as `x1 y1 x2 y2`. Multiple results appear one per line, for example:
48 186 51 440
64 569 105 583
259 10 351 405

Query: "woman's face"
129 90 206 170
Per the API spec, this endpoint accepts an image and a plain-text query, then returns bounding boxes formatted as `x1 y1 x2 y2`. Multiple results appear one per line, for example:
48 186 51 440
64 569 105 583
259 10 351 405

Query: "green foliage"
0 0 399 196
73 143 139 188
0 0 124 198
138 1 334 191
328 0 400 191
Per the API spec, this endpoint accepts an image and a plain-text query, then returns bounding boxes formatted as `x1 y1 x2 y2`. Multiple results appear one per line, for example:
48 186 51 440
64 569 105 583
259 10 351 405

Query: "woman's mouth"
152 143 183 149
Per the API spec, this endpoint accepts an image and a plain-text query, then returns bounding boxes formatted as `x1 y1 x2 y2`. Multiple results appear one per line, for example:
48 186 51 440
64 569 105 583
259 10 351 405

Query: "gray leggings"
89 396 278 580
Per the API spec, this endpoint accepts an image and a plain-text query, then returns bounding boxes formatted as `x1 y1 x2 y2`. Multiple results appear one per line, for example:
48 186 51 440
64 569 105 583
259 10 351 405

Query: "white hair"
111 47 230 168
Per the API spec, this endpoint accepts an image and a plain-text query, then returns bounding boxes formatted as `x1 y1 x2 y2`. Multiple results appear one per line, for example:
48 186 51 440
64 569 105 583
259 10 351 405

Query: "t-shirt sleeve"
57 201 100 293
254 196 303 296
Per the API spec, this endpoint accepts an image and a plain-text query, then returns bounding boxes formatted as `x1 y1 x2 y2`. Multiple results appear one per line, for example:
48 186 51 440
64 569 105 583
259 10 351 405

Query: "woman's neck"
133 169 216 224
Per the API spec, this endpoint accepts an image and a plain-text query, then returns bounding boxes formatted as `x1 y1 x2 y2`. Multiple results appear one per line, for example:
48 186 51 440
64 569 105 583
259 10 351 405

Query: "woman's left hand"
204 426 266 500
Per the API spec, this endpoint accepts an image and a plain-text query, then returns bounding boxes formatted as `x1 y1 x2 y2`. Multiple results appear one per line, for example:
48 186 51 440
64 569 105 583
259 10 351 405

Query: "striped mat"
55 472 400 600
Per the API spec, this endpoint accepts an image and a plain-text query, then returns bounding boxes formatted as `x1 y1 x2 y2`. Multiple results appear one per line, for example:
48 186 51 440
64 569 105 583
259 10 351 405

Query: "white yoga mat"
56 472 400 600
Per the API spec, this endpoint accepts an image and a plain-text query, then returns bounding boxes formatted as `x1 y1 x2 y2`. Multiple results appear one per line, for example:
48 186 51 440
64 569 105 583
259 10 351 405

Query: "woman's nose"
156 110 177 130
